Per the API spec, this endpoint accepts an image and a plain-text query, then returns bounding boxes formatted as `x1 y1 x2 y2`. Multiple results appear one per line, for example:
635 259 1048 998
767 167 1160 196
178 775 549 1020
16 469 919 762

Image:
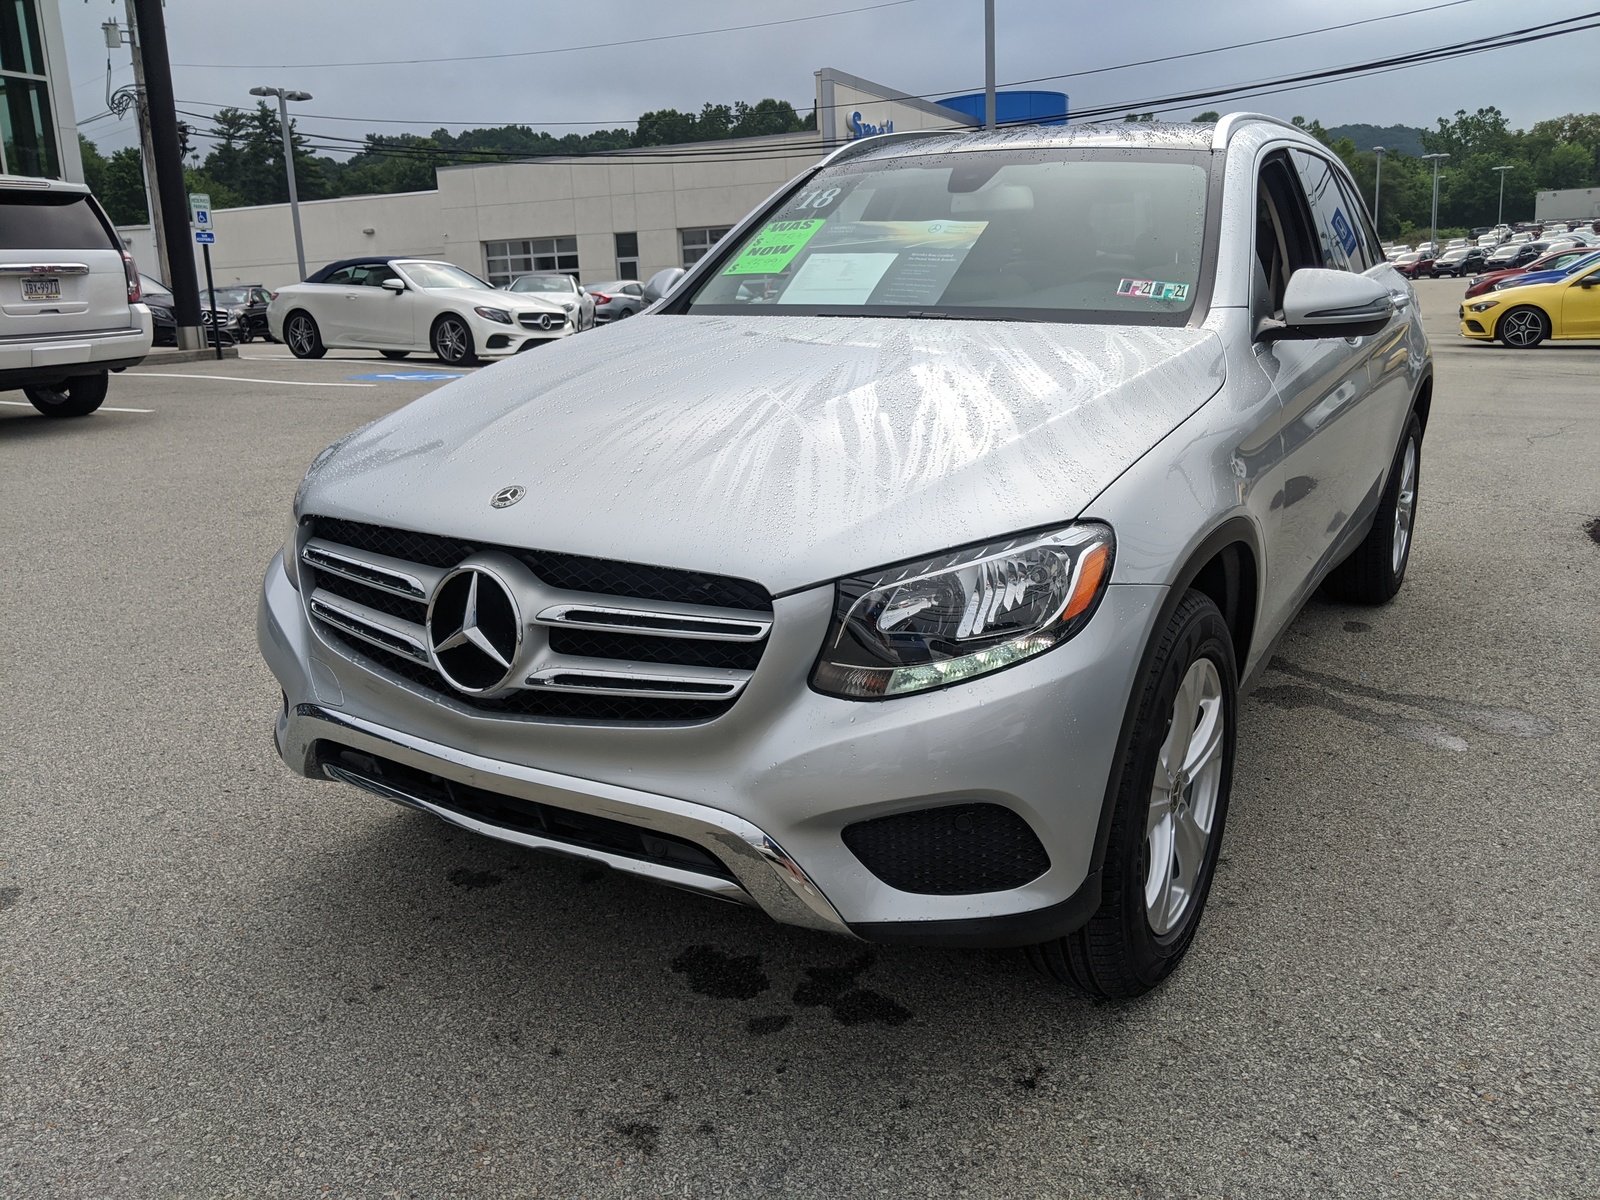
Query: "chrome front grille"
300 517 772 723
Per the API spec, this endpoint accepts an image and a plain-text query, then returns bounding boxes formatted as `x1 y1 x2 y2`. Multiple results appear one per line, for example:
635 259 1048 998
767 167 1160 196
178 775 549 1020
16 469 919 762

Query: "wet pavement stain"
1342 621 1371 633
609 1120 660 1156
670 945 770 1000
1016 1064 1048 1091
1587 516 1600 546
793 954 913 1027
447 868 503 890
1255 657 1555 752
0 886 20 912
746 1014 792 1037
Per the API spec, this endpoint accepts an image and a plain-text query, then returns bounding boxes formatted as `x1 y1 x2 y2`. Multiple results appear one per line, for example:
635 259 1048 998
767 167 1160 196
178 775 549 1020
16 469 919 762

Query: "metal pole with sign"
190 194 222 361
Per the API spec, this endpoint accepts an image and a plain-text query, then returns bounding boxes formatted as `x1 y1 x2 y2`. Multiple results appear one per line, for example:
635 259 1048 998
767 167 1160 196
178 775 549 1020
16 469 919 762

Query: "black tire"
380 350 411 360
1497 305 1548 349
1323 412 1421 605
432 315 476 366
615 307 633 319
1028 591 1237 999
239 329 254 344
284 310 326 359
23 371 110 419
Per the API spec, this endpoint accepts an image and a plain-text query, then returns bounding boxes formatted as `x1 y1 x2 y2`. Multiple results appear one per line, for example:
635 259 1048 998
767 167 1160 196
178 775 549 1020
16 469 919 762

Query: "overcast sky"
64 0 1598 159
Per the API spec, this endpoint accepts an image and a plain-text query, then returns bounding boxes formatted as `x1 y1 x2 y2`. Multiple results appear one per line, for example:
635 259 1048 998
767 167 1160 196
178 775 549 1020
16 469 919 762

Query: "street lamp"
1371 146 1385 233
1493 164 1515 227
250 85 313 281
1421 152 1448 258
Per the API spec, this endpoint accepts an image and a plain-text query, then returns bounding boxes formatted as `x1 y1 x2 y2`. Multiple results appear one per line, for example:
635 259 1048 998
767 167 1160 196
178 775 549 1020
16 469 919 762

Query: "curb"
136 346 241 366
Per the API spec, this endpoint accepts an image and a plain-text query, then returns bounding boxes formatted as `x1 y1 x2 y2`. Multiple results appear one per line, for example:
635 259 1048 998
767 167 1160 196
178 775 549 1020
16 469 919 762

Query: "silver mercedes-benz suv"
1 174 152 417
259 116 1430 997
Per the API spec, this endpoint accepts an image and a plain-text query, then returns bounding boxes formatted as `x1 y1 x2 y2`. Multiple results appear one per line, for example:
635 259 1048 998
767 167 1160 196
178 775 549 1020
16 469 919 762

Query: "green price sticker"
723 219 826 275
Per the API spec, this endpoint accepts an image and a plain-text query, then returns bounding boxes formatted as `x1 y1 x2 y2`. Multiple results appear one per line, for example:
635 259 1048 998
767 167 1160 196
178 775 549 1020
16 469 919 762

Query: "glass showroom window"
483 237 579 286
0 0 60 178
680 227 732 267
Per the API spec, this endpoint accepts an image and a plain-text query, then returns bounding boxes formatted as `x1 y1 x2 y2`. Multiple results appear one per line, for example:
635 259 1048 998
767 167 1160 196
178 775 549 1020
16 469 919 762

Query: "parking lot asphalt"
2 285 1597 1199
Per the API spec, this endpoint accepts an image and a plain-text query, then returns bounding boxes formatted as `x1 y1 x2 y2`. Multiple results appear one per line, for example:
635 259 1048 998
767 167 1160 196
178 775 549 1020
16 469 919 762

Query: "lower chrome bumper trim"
285 702 855 937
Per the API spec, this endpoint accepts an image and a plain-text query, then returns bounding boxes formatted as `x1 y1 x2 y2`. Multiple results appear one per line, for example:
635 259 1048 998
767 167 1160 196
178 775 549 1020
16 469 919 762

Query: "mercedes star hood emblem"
491 485 526 508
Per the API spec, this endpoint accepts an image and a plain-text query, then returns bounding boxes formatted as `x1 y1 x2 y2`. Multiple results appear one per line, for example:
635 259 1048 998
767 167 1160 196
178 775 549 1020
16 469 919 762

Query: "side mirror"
642 267 686 304
1579 274 1600 288
381 277 405 293
1257 268 1395 342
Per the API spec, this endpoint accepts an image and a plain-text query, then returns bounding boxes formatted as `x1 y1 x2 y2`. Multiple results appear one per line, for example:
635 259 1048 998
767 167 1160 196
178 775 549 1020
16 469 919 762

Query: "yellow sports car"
1459 256 1600 347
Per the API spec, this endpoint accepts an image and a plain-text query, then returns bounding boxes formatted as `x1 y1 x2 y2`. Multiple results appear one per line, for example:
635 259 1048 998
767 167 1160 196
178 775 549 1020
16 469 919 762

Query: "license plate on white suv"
23 278 61 300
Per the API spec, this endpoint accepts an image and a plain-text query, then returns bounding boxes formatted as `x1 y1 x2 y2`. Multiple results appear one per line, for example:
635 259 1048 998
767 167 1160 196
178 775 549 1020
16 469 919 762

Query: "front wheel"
23 371 110 418
1498 305 1548 349
284 311 326 359
432 315 476 366
1028 591 1237 999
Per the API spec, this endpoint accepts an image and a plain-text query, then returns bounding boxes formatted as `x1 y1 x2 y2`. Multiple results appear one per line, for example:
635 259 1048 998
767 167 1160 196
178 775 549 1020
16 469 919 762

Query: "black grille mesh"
841 804 1050 895
547 627 763 671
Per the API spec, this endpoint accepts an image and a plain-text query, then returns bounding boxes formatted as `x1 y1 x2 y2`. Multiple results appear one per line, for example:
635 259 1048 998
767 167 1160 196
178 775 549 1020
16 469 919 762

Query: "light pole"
983 0 996 130
1421 152 1448 257
1371 146 1385 234
250 85 313 281
1493 164 1514 226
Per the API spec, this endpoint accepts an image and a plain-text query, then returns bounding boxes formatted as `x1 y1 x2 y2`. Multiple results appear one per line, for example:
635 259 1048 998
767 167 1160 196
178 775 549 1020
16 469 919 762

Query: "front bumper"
476 312 574 357
258 554 1163 945
1458 304 1498 340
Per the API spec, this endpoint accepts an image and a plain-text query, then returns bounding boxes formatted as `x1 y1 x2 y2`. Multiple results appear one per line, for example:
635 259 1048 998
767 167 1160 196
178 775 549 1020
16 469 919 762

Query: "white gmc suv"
1 174 152 417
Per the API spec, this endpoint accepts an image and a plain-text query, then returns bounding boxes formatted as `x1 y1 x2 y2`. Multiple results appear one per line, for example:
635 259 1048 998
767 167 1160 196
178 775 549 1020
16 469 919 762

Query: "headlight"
1468 299 1501 312
282 512 303 590
147 304 172 319
474 306 513 324
811 524 1114 699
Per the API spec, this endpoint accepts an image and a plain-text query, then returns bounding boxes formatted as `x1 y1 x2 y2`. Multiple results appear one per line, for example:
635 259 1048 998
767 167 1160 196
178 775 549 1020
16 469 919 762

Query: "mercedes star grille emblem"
426 567 522 694
490 484 526 508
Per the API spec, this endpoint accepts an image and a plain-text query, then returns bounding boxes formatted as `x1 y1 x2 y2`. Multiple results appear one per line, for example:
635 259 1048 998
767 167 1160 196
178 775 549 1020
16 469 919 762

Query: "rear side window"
1290 149 1361 273
0 190 116 251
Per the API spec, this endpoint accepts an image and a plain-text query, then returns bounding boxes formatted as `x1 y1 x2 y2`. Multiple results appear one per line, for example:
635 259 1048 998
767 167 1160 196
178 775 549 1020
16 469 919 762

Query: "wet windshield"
684 149 1212 325
211 287 252 305
401 262 490 289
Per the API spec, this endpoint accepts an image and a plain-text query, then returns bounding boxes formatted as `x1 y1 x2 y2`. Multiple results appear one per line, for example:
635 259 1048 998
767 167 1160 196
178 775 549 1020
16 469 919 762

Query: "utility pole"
1371 146 1385 234
1493 165 1514 226
984 0 996 131
102 8 170 286
250 86 313 281
130 0 204 349
1421 152 1449 257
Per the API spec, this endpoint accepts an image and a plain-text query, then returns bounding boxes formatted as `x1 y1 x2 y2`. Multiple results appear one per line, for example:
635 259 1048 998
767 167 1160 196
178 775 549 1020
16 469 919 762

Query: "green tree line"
82 100 1595 237
80 98 814 225
1289 108 1598 238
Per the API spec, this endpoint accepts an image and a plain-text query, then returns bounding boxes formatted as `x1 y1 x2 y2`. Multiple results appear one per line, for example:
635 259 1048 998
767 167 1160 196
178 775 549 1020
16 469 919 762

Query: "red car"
1464 246 1597 298
1391 251 1434 278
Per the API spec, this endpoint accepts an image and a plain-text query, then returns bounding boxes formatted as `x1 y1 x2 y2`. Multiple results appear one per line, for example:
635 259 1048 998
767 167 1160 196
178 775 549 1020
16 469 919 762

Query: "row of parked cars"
1383 223 1600 280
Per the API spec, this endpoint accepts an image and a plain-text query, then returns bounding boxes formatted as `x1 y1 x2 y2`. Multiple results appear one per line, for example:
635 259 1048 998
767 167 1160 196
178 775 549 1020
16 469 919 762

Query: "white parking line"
0 399 153 413
128 372 376 388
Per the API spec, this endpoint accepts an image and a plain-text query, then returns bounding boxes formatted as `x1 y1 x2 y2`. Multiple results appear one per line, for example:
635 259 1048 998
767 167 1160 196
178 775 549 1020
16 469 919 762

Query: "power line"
164 0 1488 134
170 0 921 70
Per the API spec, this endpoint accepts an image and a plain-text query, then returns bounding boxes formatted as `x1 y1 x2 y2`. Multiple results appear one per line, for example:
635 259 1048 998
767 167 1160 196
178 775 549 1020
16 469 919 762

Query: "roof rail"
1210 112 1309 151
816 129 952 169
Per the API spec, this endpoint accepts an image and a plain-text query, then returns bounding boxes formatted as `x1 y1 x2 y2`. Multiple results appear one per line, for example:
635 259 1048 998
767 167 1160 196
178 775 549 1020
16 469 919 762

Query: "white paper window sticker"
778 253 900 305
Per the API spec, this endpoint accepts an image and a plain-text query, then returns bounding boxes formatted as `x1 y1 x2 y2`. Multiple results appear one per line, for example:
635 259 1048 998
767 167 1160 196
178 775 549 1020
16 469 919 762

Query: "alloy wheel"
1144 657 1226 936
435 319 469 363
1392 437 1418 575
1500 308 1545 348
286 316 314 356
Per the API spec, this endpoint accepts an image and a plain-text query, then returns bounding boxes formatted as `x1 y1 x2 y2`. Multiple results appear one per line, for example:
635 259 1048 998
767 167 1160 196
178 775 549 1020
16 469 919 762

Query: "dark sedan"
1428 246 1488 277
140 275 237 348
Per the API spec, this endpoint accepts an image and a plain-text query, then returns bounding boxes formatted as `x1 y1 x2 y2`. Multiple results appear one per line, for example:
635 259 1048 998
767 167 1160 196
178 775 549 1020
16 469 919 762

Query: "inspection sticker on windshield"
723 219 826 275
1118 278 1190 301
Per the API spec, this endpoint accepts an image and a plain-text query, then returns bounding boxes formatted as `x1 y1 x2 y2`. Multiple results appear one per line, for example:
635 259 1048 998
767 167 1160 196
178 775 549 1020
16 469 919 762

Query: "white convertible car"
266 257 574 365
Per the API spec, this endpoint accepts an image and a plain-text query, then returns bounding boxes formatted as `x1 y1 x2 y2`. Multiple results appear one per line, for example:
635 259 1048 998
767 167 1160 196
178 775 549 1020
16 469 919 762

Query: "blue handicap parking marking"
347 372 465 381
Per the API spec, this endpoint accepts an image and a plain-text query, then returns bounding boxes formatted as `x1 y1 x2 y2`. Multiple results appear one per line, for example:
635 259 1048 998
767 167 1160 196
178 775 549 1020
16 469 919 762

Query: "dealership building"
120 70 1067 290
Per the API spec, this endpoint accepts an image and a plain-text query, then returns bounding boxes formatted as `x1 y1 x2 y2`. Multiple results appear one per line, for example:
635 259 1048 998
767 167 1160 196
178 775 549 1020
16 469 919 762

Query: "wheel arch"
1082 515 1262 886
1412 369 1434 437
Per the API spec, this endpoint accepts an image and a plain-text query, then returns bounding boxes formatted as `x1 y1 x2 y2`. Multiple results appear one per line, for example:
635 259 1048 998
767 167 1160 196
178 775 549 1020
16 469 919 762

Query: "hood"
444 285 564 314
298 315 1225 593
